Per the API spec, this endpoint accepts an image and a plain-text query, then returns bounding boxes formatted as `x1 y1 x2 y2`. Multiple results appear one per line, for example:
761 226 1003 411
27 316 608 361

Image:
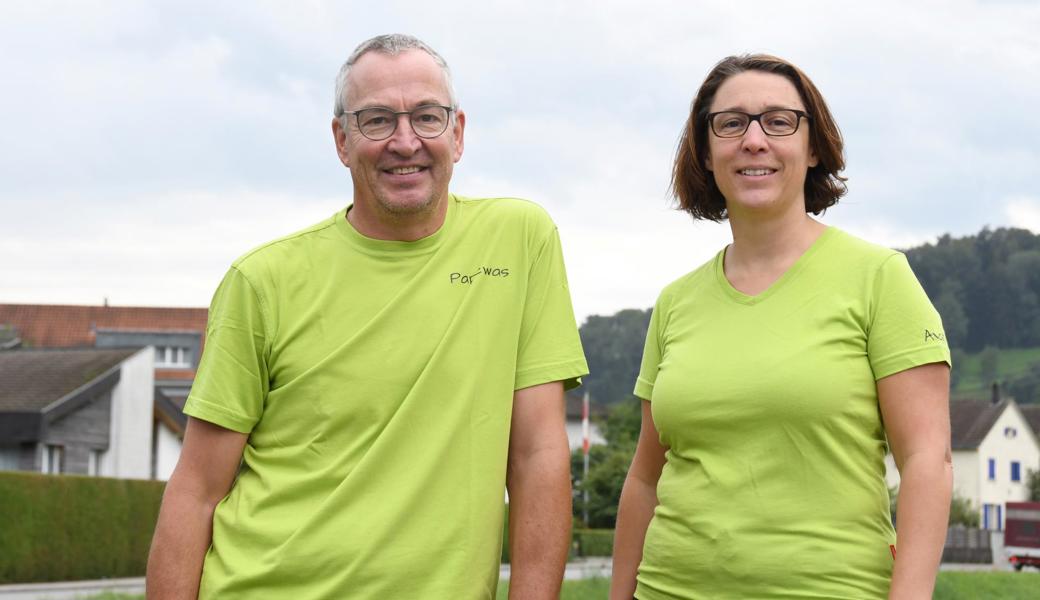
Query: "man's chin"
377 192 441 216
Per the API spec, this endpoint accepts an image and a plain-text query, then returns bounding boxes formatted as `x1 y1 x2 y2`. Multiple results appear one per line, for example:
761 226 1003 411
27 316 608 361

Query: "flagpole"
582 391 590 527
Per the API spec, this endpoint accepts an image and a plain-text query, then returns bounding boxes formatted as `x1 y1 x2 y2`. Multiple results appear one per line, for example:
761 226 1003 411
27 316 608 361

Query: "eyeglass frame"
706 109 811 138
340 104 455 141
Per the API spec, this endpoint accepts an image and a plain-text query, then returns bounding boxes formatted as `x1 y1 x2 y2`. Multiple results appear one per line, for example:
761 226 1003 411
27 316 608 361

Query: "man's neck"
346 197 450 242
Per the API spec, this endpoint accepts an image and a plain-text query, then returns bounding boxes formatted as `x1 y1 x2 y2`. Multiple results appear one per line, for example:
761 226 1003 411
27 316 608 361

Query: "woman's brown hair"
672 54 848 222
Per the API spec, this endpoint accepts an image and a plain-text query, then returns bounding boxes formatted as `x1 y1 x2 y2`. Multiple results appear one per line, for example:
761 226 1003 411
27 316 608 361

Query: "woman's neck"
723 211 827 295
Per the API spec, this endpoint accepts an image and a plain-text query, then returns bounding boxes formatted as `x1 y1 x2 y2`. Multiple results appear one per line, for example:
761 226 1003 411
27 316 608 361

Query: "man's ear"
451 109 466 163
332 117 351 168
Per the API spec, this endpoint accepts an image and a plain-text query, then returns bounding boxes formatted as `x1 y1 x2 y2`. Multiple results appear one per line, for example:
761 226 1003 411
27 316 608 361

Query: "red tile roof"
0 303 208 348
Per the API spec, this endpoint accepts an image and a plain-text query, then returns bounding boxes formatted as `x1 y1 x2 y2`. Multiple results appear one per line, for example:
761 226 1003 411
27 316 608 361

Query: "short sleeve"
514 226 589 391
867 253 952 380
182 267 270 433
634 293 666 401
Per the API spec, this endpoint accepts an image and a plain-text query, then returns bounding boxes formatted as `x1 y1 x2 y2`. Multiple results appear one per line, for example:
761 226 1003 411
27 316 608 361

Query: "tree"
578 309 652 406
979 346 1000 387
950 347 967 390
933 279 969 349
1027 469 1040 502
949 491 980 527
1005 362 1040 404
571 398 642 528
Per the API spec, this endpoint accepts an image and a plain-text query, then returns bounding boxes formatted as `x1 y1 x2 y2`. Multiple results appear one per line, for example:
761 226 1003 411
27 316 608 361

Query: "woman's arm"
878 362 952 600
610 400 668 600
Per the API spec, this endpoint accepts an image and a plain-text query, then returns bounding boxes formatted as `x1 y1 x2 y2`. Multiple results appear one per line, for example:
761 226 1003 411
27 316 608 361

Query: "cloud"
1 0 1037 321
1005 196 1040 234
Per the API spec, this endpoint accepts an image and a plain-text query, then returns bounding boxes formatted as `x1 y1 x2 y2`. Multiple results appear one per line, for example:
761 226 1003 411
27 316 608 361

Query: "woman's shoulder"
826 227 902 260
654 249 722 308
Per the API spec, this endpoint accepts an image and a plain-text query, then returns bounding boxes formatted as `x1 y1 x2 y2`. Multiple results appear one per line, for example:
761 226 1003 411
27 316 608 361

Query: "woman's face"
705 70 818 221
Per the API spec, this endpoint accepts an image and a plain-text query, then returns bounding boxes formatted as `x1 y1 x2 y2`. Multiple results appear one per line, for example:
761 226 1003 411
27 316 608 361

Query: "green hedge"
573 529 614 557
501 506 614 562
0 472 165 584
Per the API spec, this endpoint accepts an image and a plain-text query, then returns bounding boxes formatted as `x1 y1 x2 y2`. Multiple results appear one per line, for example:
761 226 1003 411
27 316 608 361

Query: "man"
146 34 587 599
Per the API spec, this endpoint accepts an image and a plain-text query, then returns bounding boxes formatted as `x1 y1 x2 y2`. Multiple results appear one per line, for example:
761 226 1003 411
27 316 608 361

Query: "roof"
0 303 208 347
950 398 1009 450
0 347 139 412
154 388 188 436
1021 404 1040 437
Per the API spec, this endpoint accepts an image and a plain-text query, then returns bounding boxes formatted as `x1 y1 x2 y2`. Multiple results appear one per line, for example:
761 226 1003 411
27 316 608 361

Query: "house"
1022 404 1040 441
0 303 209 479
0 347 154 479
885 392 1040 531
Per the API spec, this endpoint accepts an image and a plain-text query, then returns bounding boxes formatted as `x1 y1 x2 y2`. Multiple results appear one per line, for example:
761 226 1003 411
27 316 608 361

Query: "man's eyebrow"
351 99 448 111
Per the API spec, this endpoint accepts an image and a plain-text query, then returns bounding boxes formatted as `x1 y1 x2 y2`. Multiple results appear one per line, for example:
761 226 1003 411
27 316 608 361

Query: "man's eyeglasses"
342 105 453 141
707 109 810 138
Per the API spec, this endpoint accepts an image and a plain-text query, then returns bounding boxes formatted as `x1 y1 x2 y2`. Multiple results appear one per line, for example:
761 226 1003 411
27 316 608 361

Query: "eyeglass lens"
356 106 449 140
711 110 802 137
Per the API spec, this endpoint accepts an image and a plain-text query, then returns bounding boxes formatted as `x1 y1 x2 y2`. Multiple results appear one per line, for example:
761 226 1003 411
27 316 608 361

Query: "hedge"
501 506 614 562
0 471 165 584
573 528 614 557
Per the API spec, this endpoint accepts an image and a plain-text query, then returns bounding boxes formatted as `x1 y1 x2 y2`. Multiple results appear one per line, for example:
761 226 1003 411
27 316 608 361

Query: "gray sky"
2 0 1038 321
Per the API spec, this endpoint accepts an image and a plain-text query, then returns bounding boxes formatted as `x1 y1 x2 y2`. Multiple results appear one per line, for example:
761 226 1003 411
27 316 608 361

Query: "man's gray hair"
333 33 457 117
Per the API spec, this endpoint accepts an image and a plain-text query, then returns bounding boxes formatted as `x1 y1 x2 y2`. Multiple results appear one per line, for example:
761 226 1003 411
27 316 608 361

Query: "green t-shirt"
183 195 588 599
633 228 950 600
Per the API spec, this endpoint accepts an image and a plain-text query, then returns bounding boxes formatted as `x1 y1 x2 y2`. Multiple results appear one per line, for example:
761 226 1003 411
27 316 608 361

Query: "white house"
0 347 155 479
886 395 1040 531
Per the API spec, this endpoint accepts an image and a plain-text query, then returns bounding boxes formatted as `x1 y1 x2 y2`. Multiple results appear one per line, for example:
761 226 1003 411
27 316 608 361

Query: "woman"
610 55 952 600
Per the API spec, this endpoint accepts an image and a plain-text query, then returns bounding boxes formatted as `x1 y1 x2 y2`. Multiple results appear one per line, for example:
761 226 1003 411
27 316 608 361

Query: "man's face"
333 50 465 222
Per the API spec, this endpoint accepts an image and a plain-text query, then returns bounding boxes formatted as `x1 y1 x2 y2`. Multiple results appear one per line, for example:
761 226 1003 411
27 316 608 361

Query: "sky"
1 0 1038 322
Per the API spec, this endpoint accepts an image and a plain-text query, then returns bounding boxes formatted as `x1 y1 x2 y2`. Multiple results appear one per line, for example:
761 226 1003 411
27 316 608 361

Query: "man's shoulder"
452 195 558 238
230 211 341 273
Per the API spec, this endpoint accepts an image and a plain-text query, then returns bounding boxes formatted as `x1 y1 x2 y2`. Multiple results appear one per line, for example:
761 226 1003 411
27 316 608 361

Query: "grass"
70 571 1040 599
933 571 1040 599
953 346 1040 393
497 577 610 598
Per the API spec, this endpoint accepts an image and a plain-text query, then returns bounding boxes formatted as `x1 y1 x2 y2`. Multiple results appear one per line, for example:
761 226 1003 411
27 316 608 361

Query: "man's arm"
505 381 571 600
878 362 952 600
609 400 667 600
146 417 248 600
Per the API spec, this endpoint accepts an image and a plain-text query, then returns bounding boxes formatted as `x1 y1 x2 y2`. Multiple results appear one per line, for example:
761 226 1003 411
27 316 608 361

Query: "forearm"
146 487 219 599
610 474 658 600
889 453 953 600
506 446 572 600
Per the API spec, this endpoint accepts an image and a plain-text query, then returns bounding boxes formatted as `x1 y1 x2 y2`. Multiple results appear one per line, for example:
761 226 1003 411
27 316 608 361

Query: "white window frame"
41 444 64 474
87 449 103 476
155 345 193 368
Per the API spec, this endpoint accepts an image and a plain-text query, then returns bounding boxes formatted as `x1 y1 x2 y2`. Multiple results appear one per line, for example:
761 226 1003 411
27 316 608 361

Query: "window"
154 345 193 368
0 447 19 471
988 458 996 481
88 450 103 476
41 444 64 474
1012 461 1021 482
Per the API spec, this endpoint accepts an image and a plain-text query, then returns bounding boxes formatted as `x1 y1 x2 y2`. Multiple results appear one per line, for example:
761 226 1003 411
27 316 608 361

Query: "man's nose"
386 114 421 155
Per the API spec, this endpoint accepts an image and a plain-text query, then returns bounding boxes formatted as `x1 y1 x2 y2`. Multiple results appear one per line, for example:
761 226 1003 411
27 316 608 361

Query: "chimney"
991 382 1000 405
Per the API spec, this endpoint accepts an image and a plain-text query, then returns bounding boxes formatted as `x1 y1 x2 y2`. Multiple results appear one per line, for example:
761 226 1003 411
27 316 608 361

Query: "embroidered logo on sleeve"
924 329 946 342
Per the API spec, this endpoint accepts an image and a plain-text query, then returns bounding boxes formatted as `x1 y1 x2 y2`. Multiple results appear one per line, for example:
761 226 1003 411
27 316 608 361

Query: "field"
951 346 1040 396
